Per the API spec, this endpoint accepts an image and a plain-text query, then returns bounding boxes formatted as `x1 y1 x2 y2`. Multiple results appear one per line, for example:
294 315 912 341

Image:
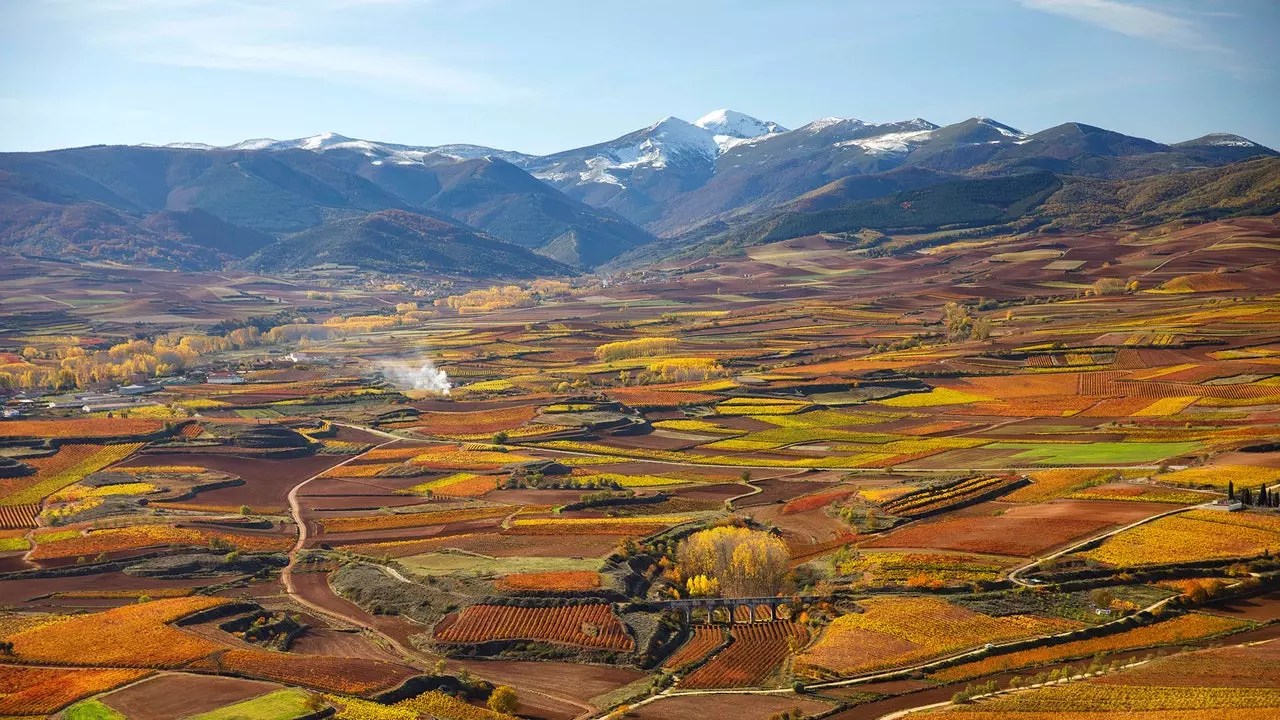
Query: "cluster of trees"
943 302 993 342
644 357 726 382
676 526 790 598
0 304 443 391
594 337 679 363
434 280 573 313
1086 277 1139 296
1227 481 1280 508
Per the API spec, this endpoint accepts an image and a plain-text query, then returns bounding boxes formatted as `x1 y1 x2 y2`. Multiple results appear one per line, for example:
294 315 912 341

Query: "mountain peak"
1184 133 1261 148
802 116 865 133
693 109 787 138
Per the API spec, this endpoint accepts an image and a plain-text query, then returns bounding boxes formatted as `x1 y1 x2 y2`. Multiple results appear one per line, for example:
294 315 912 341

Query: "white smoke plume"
379 356 452 395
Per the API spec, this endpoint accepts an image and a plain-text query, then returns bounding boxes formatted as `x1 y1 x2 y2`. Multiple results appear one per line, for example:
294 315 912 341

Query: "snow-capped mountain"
1196 133 1260 148
142 111 1273 240
170 132 532 165
694 109 787 153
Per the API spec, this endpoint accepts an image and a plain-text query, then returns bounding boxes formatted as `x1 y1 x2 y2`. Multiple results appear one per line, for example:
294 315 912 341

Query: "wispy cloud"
52 0 521 102
1017 0 1247 74
1018 0 1206 47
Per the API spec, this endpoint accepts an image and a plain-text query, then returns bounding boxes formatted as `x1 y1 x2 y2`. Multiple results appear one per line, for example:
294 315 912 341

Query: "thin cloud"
1017 0 1248 75
1018 0 1211 49
53 0 521 103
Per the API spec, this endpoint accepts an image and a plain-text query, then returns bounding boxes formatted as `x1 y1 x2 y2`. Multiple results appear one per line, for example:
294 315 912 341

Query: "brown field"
864 513 1112 556
631 694 834 720
100 673 282 720
115 452 351 511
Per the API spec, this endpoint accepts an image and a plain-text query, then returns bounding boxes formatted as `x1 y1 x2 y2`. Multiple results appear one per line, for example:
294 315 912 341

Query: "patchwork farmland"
2 213 1280 719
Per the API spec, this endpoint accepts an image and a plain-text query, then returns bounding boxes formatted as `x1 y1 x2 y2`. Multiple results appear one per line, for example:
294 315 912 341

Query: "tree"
943 302 974 341
1091 277 1127 296
493 431 509 445
971 317 993 341
433 659 448 675
1089 588 1115 609
488 685 519 714
685 574 721 597
677 527 789 597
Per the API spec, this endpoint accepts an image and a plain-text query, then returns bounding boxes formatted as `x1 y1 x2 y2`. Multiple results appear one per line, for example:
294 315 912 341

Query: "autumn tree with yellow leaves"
676 526 789 598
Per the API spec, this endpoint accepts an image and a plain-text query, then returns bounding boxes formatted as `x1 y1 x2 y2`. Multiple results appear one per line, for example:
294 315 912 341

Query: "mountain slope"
325 152 654 267
621 156 1280 267
0 140 655 271
241 209 567 276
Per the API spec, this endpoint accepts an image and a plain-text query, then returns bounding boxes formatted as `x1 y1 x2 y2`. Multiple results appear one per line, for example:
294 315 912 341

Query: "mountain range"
0 110 1275 275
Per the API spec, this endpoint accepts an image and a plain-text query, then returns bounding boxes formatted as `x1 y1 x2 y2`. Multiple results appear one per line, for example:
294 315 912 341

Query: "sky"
2 0 1278 154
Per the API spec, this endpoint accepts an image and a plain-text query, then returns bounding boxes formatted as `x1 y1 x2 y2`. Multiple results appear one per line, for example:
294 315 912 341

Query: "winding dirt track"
279 438 420 658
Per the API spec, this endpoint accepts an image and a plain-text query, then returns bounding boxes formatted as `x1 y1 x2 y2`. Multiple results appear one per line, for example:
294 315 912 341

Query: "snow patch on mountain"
836 128 936 155
803 117 863 133
975 117 1027 138
1201 133 1258 148
206 133 528 164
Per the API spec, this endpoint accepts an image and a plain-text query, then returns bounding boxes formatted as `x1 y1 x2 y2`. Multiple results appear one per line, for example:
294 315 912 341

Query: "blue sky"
2 0 1277 153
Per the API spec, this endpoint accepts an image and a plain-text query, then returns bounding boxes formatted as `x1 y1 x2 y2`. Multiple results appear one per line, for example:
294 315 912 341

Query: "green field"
986 441 1202 465
65 700 127 720
188 689 318 720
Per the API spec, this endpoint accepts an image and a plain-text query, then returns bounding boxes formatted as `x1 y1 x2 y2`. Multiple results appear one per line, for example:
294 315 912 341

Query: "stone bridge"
657 595 822 624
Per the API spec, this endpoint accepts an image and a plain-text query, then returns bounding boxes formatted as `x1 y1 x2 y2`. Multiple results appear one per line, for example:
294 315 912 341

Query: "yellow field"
875 387 990 407
1079 509 1280 567
796 596 1079 677
1156 465 1280 489
1131 396 1199 417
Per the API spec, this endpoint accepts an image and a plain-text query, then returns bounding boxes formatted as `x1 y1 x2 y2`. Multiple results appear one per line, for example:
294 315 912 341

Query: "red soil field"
782 487 855 514
662 625 725 671
207 649 417 694
1201 589 1280 622
736 479 835 508
290 627 404 662
288 571 425 651
116 452 351 511
451 659 646 720
0 570 240 608
412 405 539 436
863 514 1113 557
436 603 633 650
101 673 280 720
630 694 833 720
680 622 808 688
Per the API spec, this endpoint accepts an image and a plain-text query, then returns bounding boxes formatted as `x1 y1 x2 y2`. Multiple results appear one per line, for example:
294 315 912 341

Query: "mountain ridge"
2 110 1275 276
